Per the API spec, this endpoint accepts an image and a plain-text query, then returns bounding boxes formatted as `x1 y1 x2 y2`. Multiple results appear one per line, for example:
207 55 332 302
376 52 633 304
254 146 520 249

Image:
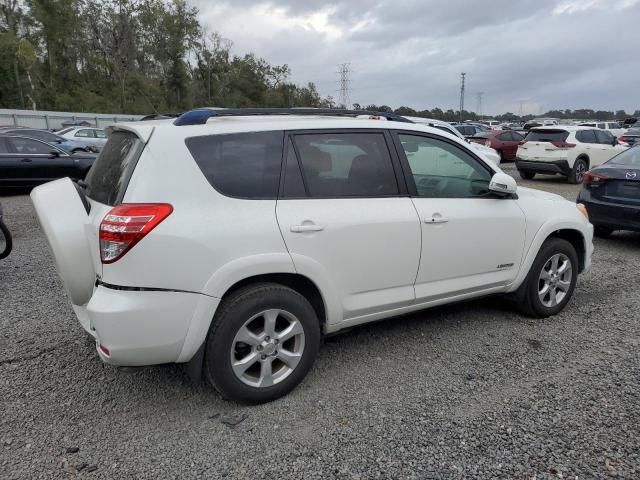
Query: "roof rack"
173 108 414 126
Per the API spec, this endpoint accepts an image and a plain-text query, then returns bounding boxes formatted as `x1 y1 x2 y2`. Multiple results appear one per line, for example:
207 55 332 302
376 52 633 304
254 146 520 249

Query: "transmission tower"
459 73 466 122
476 92 484 119
337 63 351 109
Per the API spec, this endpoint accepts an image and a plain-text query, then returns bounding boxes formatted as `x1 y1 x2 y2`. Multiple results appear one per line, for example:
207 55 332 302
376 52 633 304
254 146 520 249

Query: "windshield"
525 129 569 142
607 147 640 167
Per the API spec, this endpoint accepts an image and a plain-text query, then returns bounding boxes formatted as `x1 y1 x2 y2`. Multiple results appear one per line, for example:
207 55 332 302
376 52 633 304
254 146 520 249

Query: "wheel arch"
575 154 590 169
547 229 587 272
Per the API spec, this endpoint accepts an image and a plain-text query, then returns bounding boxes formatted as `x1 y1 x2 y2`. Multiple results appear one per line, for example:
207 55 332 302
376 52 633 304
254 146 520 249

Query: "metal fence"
0 108 144 130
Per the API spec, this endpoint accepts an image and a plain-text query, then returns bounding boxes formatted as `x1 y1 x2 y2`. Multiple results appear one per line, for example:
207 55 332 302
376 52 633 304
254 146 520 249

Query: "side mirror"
489 172 517 196
49 150 60 158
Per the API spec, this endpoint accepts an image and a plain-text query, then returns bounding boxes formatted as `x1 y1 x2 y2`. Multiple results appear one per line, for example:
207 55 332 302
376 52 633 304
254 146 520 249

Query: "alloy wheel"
230 309 305 388
538 253 572 308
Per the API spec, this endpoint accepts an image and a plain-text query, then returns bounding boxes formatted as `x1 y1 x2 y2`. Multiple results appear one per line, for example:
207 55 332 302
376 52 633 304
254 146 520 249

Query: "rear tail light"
99 203 173 264
550 140 576 149
582 170 609 186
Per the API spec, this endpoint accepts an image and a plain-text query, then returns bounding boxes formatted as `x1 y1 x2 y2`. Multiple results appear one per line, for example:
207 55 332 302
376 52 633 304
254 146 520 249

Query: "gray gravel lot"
1 164 639 479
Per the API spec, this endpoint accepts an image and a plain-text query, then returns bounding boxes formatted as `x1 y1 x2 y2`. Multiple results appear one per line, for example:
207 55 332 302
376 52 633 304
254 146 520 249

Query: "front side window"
74 129 91 138
292 132 398 197
185 131 284 199
94 130 107 138
398 134 492 198
8 137 52 155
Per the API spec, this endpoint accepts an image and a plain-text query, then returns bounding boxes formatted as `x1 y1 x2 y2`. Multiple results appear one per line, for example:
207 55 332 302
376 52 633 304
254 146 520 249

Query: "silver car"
57 127 108 152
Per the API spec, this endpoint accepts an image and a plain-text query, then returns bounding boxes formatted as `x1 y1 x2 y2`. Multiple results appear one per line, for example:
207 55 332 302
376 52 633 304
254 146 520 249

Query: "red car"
469 130 525 161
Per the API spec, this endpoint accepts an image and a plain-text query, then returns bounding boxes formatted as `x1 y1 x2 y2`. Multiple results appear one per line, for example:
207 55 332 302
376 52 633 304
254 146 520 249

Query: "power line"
476 91 484 118
337 63 351 109
459 73 466 122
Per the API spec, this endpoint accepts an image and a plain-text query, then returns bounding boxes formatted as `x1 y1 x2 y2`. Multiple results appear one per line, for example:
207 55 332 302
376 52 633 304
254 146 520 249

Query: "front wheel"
569 158 588 184
518 238 578 318
204 283 320 403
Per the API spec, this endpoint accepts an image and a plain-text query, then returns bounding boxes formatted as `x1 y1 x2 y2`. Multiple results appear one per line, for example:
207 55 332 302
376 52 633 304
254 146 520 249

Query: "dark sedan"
0 127 92 153
469 130 525 161
577 146 640 237
0 134 96 188
618 128 640 147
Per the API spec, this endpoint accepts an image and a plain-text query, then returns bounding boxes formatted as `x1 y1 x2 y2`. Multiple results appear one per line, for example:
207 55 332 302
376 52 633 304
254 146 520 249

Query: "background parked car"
622 117 638 129
618 127 640 146
516 126 628 183
56 127 107 152
469 130 525 161
0 134 96 188
454 124 486 138
578 121 625 137
0 127 91 154
577 146 640 237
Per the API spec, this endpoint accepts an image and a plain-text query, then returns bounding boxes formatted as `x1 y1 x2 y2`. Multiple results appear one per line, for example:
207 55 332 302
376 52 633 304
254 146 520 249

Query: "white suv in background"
578 121 626 137
32 109 593 403
516 126 628 183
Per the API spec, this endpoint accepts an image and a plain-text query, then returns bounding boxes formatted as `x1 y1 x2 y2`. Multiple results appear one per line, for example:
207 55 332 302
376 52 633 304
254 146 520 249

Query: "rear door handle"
291 224 324 233
424 215 448 224
21 158 32 163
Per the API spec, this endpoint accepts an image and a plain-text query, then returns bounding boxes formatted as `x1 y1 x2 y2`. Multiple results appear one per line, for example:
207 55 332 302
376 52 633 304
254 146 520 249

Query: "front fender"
508 219 593 292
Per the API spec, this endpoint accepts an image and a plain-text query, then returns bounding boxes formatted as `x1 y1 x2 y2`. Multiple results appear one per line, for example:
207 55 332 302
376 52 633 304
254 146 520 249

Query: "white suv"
516 126 628 184
31 109 593 403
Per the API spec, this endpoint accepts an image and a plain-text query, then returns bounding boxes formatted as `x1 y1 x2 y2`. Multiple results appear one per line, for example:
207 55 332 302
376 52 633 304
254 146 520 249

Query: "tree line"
0 0 333 114
1 0 637 120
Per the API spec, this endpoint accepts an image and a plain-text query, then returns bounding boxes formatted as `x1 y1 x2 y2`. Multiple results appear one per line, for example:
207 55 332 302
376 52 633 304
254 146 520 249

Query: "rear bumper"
76 285 219 367
578 196 640 232
516 159 571 176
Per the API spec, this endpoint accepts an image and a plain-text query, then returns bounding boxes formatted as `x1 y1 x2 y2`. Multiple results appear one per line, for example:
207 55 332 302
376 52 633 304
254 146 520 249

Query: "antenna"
476 91 484 119
459 73 466 122
337 63 351 109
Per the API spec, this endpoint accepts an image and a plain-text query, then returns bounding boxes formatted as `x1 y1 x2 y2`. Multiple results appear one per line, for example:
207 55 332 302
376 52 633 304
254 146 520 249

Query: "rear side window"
186 131 284 199
292 132 398 197
526 130 569 142
85 131 144 206
595 130 614 144
575 130 598 144
0 138 9 153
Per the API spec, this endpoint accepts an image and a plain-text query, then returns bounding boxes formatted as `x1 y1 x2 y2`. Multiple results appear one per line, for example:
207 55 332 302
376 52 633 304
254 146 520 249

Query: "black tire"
594 225 614 238
204 282 320 403
519 170 535 180
518 238 579 318
0 219 12 260
568 158 588 184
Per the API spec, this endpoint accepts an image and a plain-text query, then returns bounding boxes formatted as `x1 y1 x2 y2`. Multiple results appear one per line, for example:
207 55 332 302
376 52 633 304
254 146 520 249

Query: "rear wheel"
518 238 578 318
204 283 320 403
594 225 614 238
569 158 588 184
519 170 535 180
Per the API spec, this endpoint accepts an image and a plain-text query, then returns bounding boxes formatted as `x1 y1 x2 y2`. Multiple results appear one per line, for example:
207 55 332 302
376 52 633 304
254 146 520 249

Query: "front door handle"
21 158 33 163
291 224 324 233
424 214 448 224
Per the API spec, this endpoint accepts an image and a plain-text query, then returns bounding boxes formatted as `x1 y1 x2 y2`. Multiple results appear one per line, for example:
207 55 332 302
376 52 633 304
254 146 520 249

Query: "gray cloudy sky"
196 0 640 115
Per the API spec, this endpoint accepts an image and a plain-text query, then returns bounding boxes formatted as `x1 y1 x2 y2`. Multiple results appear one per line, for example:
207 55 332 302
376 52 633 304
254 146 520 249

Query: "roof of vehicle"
110 114 468 148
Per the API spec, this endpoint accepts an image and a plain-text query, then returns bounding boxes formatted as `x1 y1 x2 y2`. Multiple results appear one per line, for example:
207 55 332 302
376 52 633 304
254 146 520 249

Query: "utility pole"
476 91 484 119
337 63 351 109
459 73 466 122
519 99 525 117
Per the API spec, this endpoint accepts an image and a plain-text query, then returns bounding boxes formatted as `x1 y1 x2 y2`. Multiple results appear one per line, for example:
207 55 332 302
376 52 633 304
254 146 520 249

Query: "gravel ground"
1 167 639 479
